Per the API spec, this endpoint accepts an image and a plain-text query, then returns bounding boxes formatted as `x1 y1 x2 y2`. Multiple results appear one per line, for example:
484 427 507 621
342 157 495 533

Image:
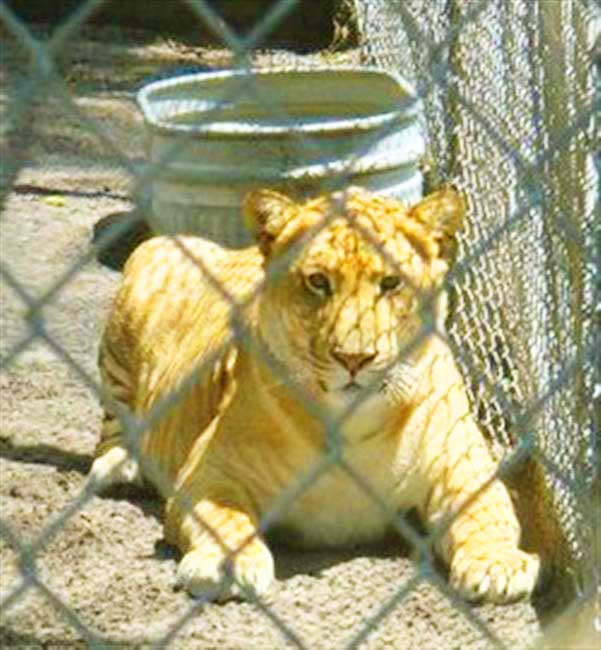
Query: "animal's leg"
88 345 141 490
170 494 274 602
420 383 539 603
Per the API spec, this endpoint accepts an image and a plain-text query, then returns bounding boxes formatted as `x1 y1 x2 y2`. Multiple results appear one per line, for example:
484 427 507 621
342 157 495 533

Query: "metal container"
137 67 425 246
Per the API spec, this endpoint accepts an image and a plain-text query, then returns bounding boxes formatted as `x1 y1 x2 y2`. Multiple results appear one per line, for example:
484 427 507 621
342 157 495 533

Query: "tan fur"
89 187 540 603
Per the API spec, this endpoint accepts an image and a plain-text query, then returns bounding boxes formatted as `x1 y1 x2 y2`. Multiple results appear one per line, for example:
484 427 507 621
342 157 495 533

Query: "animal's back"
94 235 263 485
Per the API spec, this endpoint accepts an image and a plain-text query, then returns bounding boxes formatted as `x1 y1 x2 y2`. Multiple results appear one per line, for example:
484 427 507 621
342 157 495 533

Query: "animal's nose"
331 349 376 375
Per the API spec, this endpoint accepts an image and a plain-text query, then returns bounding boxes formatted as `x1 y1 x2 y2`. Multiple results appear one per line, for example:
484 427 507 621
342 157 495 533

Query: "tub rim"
137 66 422 138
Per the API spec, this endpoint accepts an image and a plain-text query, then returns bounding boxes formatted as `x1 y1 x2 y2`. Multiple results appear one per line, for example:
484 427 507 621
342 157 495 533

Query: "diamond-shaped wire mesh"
353 0 599 590
1 0 598 648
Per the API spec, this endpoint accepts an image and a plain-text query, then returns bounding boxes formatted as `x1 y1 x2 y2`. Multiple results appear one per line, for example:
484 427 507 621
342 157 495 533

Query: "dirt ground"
0 24 576 650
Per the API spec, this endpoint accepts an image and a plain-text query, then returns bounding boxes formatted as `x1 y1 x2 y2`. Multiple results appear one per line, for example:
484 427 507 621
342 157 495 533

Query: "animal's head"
243 186 465 412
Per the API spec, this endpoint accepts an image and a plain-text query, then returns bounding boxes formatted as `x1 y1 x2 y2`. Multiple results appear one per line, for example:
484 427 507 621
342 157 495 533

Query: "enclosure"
0 0 599 648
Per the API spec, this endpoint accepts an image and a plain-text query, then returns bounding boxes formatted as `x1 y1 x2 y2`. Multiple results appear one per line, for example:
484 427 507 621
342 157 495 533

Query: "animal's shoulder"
105 236 262 373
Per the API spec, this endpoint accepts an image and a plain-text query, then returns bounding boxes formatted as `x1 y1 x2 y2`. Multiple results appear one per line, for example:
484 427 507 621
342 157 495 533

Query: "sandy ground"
0 24 577 650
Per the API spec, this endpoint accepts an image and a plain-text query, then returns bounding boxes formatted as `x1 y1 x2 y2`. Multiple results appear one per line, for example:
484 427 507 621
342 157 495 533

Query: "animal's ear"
409 187 466 259
242 189 298 257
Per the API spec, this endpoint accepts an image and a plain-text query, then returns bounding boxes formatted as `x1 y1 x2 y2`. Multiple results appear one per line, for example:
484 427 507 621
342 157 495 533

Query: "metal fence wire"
0 0 599 648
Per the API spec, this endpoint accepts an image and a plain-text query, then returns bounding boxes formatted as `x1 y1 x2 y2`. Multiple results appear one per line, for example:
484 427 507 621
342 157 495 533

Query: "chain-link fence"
1 0 599 648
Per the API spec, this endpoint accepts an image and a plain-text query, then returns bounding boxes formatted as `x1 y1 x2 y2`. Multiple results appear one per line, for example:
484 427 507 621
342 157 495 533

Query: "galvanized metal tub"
137 67 425 246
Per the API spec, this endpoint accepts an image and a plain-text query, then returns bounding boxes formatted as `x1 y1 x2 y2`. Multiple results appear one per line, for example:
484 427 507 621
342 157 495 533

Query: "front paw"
176 539 275 602
450 545 540 603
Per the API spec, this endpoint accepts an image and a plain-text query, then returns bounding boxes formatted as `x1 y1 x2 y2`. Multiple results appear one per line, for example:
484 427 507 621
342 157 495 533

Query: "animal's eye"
380 275 402 293
305 272 332 296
